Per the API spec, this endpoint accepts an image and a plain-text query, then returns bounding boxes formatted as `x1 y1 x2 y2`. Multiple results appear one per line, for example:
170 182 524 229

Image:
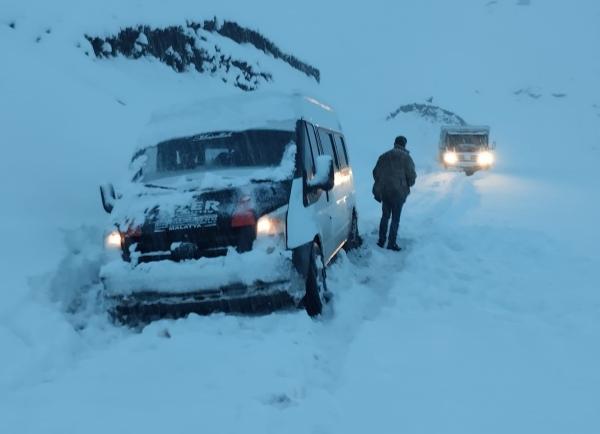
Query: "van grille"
123 225 255 263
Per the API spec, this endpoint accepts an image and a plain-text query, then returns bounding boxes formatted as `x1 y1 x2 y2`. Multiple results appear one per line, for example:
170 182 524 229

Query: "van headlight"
257 214 285 237
105 230 123 249
256 206 287 238
443 151 458 165
477 151 495 166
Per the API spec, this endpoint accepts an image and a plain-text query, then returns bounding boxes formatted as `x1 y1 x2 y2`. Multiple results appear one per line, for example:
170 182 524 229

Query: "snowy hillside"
1 0 600 433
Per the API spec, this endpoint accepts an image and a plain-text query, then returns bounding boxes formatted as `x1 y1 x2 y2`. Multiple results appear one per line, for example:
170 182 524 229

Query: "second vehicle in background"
439 125 495 176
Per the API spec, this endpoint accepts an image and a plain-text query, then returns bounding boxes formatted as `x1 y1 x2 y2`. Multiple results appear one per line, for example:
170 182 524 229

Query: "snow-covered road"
3 171 599 433
2 0 600 432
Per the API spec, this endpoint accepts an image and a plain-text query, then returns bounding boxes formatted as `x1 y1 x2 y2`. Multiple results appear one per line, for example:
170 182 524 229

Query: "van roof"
137 92 342 151
441 125 490 135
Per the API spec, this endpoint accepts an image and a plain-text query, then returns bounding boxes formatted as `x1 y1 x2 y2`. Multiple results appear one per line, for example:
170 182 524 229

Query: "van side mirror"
307 155 334 192
100 183 117 214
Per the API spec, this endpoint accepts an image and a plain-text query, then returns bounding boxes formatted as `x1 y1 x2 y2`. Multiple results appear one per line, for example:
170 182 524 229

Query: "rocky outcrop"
387 103 467 126
199 19 319 83
85 20 319 91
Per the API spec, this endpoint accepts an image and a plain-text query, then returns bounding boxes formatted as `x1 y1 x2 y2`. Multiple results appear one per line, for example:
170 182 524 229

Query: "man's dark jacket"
372 147 416 202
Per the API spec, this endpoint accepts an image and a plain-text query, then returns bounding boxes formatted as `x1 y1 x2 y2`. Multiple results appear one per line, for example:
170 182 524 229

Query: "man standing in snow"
372 135 416 251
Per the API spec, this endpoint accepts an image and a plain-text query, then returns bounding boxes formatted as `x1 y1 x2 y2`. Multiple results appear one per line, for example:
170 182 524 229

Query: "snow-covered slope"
1 1 599 433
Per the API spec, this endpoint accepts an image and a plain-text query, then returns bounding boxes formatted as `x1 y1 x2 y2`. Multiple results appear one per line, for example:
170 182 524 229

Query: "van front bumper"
100 247 303 324
107 280 297 324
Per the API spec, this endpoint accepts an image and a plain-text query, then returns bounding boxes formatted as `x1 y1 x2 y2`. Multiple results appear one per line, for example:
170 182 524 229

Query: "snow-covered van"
99 93 359 323
439 125 495 176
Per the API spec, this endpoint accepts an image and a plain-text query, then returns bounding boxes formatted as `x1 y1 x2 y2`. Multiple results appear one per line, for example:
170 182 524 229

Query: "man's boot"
387 243 402 252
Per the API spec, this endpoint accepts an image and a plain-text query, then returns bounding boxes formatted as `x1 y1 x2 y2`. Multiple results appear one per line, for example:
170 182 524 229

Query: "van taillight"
231 196 256 228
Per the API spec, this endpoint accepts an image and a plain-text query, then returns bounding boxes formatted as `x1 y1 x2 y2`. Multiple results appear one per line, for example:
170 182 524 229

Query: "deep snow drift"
1 0 600 433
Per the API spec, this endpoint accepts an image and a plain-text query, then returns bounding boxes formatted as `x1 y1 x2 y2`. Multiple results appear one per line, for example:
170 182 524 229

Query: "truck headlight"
477 151 495 166
105 230 122 249
443 151 458 165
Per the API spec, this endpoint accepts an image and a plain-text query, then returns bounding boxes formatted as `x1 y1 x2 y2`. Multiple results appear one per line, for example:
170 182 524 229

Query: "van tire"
304 241 327 317
344 212 362 251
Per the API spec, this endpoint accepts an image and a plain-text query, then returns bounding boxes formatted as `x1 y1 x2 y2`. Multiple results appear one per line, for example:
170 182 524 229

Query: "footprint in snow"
264 393 294 409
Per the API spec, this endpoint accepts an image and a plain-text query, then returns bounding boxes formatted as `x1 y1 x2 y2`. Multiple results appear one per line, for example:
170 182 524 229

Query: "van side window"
303 122 321 206
318 128 339 169
306 123 320 162
302 123 316 178
334 134 348 168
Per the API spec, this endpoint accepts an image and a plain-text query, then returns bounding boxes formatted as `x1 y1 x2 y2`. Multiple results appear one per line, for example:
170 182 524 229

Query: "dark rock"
513 87 542 99
387 103 467 126
158 328 171 339
85 20 320 91
267 393 293 408
207 18 320 83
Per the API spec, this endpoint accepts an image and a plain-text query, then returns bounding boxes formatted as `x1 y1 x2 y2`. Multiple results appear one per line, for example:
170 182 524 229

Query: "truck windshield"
137 129 294 181
446 134 488 149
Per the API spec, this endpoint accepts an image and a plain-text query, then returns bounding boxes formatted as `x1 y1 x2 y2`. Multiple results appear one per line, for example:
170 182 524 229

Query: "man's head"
394 135 407 148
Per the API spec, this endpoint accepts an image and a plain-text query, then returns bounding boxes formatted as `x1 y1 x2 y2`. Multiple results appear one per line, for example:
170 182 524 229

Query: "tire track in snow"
302 170 483 393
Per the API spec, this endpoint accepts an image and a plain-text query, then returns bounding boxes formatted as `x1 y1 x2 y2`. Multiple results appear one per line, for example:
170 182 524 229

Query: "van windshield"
446 134 489 149
137 129 294 181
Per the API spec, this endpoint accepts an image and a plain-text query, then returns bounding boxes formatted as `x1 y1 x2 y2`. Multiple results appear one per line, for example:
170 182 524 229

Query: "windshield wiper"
144 183 177 190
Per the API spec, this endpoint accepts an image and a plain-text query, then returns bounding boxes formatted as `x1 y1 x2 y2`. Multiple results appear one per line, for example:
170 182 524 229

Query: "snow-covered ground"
1 0 600 433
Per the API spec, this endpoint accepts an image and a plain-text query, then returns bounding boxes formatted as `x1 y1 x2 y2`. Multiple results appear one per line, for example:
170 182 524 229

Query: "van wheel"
304 241 327 317
344 212 362 251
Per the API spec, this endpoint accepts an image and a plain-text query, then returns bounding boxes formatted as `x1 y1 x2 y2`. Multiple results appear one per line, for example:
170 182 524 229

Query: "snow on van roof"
441 125 490 135
137 92 342 150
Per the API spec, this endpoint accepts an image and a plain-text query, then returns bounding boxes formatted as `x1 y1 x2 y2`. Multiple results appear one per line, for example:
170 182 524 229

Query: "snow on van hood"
109 146 296 229
109 177 292 231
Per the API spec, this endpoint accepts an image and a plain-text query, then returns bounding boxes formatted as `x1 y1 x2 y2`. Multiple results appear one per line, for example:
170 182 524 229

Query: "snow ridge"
199 18 320 83
86 19 320 91
386 102 467 126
